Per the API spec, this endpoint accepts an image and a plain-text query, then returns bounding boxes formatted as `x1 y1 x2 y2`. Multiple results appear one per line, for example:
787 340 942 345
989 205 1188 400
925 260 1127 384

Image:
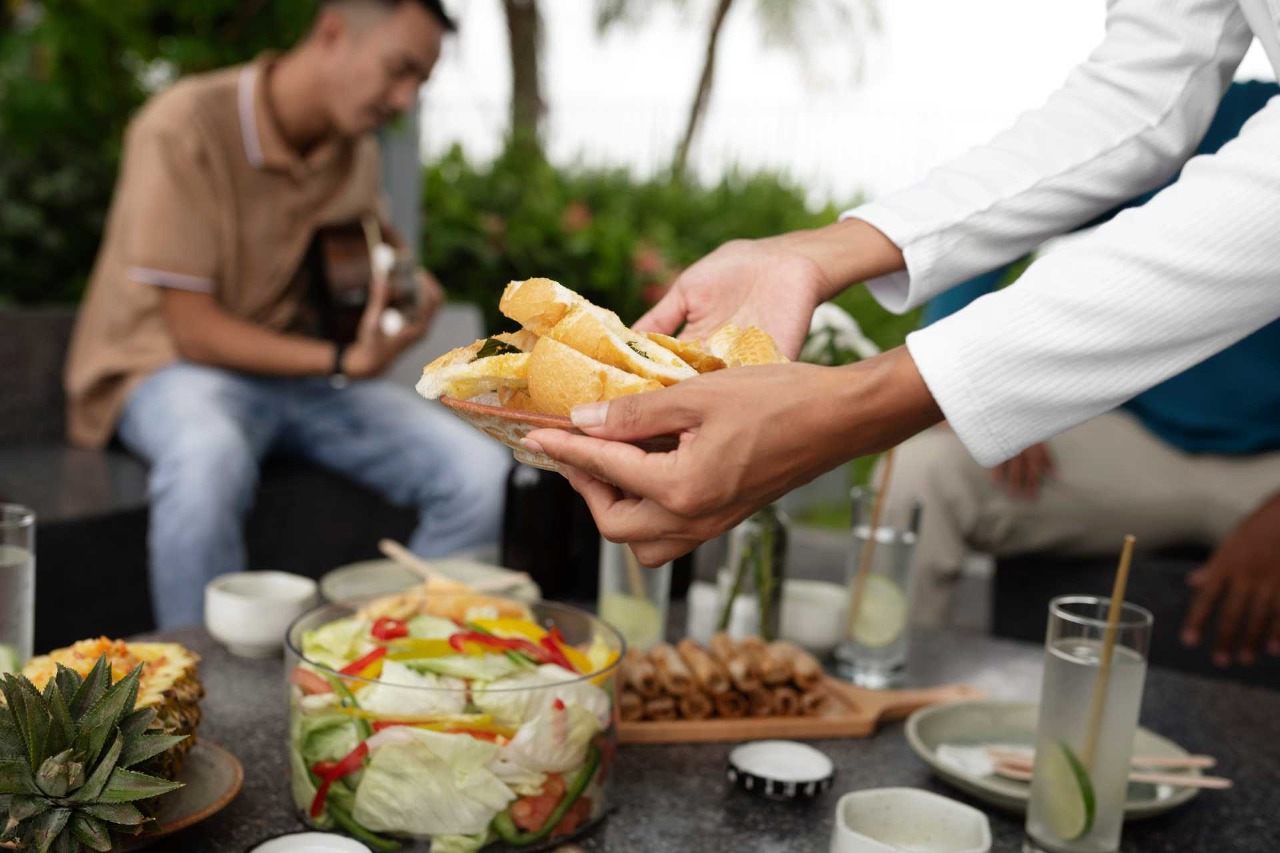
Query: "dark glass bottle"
500 462 601 601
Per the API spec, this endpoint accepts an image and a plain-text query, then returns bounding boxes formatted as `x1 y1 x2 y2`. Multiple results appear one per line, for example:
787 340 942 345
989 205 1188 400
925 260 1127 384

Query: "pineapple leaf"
69 813 113 852
80 801 145 827
70 657 112 720
30 807 71 853
52 665 83 708
119 733 186 770
117 708 158 742
52 831 79 853
1 675 49 771
5 793 52 836
67 732 121 805
0 716 23 761
74 666 140 769
97 768 182 803
0 758 38 795
35 749 81 798
41 682 76 760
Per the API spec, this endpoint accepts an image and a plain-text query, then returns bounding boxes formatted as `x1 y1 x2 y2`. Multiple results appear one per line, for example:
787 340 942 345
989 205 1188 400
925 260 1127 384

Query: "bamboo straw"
622 545 648 600
844 447 898 640
1081 534 1136 770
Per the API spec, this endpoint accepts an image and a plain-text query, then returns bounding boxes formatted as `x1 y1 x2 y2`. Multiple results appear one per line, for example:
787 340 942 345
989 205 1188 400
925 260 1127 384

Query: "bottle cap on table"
727 739 835 800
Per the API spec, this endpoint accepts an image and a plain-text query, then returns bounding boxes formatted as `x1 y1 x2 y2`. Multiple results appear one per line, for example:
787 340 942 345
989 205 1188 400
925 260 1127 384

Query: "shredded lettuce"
352 729 516 836
296 713 363 767
498 701 600 775
302 615 370 670
407 614 458 639
402 653 524 682
360 660 468 717
473 664 611 728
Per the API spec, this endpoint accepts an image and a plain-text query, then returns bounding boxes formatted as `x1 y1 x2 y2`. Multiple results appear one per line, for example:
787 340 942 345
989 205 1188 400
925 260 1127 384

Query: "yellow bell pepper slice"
470 618 548 642
386 637 487 660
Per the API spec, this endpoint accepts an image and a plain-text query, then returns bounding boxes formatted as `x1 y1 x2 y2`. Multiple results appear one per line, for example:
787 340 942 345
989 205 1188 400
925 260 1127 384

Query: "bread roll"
526 336 662 416
416 336 530 401
705 324 788 367
643 332 726 373
498 277 582 334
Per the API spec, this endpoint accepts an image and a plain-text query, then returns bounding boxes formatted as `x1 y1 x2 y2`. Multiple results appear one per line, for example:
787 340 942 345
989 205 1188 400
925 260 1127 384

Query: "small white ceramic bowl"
205 571 318 658
248 832 370 852
830 787 992 853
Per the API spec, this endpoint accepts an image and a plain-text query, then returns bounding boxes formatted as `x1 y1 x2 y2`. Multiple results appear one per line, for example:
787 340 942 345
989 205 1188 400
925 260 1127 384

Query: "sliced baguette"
643 332 726 373
705 324 788 367
499 278 585 334
416 335 531 401
526 336 661 416
546 305 697 385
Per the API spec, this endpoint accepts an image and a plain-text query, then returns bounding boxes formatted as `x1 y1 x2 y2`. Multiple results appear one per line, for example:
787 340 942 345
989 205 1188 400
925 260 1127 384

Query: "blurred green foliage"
423 142 920 347
0 0 316 305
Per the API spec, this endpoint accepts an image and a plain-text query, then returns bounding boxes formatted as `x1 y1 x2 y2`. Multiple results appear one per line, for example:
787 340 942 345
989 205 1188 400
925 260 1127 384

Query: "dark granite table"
140 625 1280 853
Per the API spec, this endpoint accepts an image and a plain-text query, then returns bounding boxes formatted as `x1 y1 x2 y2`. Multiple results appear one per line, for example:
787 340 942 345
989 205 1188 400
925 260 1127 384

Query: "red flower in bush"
561 201 593 234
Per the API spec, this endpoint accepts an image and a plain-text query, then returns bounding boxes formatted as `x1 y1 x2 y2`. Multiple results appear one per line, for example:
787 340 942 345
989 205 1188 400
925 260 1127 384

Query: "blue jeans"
118 362 509 628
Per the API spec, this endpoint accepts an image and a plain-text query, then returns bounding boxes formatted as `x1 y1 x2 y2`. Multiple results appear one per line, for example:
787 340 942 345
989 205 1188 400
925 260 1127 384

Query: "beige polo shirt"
64 54 383 448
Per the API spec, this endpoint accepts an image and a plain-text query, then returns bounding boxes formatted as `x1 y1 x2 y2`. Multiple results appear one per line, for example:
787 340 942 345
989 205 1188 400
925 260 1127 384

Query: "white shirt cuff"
840 202 945 314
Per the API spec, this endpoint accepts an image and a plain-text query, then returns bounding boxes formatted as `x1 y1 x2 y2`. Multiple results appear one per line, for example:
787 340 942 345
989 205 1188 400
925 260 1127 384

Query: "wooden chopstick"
992 761 1232 790
377 539 533 593
986 747 1216 770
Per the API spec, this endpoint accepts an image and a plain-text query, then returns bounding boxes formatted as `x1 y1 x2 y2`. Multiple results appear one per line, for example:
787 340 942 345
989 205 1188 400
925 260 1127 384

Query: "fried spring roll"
709 633 761 693
623 648 661 698
769 640 825 691
619 690 644 722
643 696 677 721
773 686 801 716
650 643 696 695
714 691 749 719
746 687 774 717
799 687 828 716
676 638 730 694
678 690 714 720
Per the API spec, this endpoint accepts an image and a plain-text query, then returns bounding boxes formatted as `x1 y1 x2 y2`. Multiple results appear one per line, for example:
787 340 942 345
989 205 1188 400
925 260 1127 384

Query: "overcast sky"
421 0 1275 204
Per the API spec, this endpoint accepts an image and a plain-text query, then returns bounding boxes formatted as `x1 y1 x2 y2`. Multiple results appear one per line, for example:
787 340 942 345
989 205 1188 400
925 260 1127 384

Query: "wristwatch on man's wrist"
329 342 350 389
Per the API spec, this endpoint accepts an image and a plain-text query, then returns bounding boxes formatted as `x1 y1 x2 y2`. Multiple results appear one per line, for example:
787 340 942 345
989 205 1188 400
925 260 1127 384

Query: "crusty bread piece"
546 306 697 385
499 278 584 335
526 336 661 416
643 332 726 373
705 324 788 367
416 336 530 401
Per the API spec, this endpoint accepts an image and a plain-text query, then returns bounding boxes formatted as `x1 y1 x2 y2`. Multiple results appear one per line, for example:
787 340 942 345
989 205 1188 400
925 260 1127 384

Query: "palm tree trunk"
502 0 544 149
672 0 736 179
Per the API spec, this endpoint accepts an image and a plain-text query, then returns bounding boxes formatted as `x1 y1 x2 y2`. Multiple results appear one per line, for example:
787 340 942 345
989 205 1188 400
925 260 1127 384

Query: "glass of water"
0 504 35 673
597 538 669 652
834 487 917 688
1024 596 1152 853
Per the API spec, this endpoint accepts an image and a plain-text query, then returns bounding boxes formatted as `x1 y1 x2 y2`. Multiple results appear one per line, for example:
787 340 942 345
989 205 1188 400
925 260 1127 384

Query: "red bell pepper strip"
309 741 370 818
449 631 548 663
339 646 387 677
539 629 579 674
371 617 409 641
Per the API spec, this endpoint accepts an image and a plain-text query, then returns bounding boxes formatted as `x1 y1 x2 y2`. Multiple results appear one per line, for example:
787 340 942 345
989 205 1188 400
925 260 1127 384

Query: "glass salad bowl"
285 594 624 852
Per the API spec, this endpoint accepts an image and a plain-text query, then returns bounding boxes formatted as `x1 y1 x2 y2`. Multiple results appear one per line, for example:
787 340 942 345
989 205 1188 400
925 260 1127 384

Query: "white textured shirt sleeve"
911 95 1280 465
845 0 1252 313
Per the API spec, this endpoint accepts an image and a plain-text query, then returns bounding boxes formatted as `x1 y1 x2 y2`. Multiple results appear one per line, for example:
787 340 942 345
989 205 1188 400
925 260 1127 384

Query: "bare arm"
161 289 334 376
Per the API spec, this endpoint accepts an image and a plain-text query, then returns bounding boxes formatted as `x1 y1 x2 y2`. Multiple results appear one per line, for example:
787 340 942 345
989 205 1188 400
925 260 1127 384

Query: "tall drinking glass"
598 538 669 651
1024 596 1153 853
834 488 916 687
0 504 36 673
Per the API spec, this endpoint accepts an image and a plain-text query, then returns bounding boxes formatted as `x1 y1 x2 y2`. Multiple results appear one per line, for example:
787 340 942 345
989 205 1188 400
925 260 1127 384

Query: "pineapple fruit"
0 656 185 851
21 640 203 780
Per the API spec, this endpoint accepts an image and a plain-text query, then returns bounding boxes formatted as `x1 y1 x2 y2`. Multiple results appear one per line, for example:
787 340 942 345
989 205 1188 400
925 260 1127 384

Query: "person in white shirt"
523 0 1280 666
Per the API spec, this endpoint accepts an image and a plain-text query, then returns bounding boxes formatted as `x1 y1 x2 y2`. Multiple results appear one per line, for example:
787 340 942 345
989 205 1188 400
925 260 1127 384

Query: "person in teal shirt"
891 81 1280 666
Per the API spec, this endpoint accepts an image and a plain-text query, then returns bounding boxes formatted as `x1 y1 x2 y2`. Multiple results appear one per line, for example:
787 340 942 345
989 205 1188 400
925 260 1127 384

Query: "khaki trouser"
884 412 1280 628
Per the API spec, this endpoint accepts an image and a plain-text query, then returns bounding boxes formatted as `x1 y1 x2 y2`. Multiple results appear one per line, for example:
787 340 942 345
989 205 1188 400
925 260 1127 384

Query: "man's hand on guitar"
343 272 435 379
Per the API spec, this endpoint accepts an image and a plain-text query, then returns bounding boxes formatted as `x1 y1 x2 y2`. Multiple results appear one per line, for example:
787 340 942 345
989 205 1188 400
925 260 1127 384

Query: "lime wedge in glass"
599 592 662 649
1039 740 1096 841
0 643 19 675
851 574 907 648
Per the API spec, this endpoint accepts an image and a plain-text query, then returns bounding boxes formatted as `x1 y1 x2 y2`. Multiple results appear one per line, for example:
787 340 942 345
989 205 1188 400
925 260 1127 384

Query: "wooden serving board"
618 679 983 744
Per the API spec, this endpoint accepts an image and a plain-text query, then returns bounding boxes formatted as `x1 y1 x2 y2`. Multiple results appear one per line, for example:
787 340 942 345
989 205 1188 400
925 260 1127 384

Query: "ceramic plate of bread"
417 278 788 471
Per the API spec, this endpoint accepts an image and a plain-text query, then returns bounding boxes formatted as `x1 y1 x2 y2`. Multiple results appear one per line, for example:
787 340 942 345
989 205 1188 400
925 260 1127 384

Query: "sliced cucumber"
851 575 907 648
1038 740 1096 842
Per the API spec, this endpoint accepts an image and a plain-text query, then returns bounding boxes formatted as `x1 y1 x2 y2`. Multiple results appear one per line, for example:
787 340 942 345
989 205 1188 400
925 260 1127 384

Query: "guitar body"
308 221 419 345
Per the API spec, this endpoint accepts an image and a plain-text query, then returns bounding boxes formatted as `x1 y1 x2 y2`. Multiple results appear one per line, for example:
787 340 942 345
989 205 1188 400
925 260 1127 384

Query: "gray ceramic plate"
123 740 244 849
905 700 1199 820
320 557 541 604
